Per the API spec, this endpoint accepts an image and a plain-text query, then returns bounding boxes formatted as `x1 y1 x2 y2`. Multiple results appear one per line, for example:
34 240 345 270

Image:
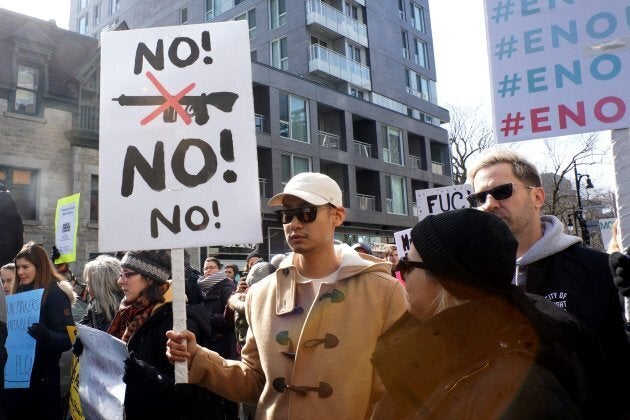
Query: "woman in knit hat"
371 208 612 419
107 249 220 419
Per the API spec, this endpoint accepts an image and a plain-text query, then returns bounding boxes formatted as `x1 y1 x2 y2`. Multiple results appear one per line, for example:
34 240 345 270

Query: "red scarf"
107 296 156 343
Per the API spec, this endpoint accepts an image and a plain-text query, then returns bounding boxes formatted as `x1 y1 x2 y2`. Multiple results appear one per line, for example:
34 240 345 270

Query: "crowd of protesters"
1 150 630 419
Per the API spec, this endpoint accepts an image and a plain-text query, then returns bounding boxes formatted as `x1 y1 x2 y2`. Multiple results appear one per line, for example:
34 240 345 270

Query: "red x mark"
141 71 195 126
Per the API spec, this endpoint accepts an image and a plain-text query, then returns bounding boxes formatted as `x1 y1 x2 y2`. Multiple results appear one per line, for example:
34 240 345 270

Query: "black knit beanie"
410 208 517 296
121 249 171 284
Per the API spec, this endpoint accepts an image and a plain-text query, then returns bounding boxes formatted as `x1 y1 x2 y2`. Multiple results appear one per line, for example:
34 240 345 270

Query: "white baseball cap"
268 172 343 207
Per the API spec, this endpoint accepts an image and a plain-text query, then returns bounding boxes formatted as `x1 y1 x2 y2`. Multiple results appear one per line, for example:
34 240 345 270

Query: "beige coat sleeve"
188 340 265 405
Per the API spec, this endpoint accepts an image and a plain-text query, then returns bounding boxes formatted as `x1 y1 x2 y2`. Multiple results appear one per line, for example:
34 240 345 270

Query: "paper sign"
415 184 472 221
76 324 128 420
394 228 413 260
4 289 44 388
99 21 262 252
55 193 81 263
484 0 630 142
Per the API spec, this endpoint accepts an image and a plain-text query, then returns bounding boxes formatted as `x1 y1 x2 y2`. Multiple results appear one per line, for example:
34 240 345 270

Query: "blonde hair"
467 148 542 188
83 255 123 322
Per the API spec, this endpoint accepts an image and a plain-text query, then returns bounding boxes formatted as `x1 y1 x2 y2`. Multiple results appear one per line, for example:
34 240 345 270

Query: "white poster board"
599 217 616 250
76 324 128 420
99 21 262 252
394 228 413 260
484 0 630 142
415 184 472 221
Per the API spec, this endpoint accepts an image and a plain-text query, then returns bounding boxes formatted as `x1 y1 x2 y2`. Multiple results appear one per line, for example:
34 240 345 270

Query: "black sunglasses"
396 257 430 281
466 183 533 207
275 205 333 224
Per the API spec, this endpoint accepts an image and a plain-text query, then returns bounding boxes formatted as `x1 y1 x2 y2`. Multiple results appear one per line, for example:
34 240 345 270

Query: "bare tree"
447 104 495 185
539 133 608 219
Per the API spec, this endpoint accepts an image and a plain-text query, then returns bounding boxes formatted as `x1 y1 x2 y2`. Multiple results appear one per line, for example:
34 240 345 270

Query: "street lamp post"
573 160 594 245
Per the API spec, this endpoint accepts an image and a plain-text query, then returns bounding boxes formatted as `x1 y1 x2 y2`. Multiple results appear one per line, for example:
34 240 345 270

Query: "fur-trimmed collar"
57 280 77 305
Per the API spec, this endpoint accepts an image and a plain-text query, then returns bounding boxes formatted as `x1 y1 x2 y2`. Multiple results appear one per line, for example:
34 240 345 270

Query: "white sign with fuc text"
415 184 473 221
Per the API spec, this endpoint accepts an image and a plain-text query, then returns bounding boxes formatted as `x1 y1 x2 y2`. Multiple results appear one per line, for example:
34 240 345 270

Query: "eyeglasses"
396 257 430 281
275 205 333 224
466 183 534 207
120 270 139 280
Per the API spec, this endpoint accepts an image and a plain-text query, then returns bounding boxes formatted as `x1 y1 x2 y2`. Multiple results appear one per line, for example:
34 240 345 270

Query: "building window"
281 154 311 183
93 3 101 26
344 2 358 20
110 0 120 14
251 50 258 61
382 125 403 165
414 38 428 68
78 14 89 34
269 0 286 29
405 68 435 102
235 8 257 39
14 65 39 115
90 175 99 222
401 31 409 59
385 174 408 215
180 7 188 24
347 43 361 63
398 0 405 20
279 93 308 143
411 2 425 32
271 37 288 70
0 166 38 220
79 0 88 11
349 85 367 100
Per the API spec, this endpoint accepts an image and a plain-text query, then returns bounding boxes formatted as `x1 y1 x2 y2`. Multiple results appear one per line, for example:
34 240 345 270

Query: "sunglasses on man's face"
466 183 534 207
395 257 430 281
275 205 333 224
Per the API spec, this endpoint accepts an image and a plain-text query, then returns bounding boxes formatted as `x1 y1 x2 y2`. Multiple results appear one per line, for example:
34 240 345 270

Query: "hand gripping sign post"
99 21 262 382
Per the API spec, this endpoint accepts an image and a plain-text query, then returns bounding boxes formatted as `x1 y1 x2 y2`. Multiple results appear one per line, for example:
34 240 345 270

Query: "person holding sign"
4 241 75 420
468 148 629 414
372 209 609 418
107 249 220 419
167 172 407 418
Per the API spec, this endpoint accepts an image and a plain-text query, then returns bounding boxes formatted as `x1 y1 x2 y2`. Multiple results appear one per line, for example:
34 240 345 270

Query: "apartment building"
69 0 451 260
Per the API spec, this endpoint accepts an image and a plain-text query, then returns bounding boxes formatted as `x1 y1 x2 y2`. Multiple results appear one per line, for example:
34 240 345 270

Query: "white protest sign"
99 21 262 251
77 324 128 420
4 289 43 388
599 217 616 250
415 184 472 221
394 228 413 260
484 0 630 142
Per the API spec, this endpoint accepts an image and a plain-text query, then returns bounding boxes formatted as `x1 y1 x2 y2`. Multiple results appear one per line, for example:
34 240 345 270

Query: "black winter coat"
522 243 629 402
0 190 23 266
202 278 237 359
123 302 222 420
4 282 74 420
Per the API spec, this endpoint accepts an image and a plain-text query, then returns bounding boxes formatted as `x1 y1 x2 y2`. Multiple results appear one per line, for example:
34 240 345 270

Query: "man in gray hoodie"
467 148 628 415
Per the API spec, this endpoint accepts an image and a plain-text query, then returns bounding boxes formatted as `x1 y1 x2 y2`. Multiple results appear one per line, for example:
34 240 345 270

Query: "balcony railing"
386 198 393 213
432 161 444 175
353 140 372 158
306 0 368 47
308 44 371 90
357 194 376 211
410 155 422 169
76 105 99 133
259 178 268 198
405 86 429 101
319 130 341 150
